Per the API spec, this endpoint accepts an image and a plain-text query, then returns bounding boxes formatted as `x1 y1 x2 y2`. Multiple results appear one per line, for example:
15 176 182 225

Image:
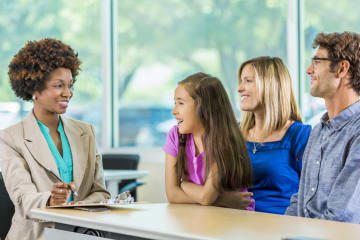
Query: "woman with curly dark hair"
0 38 110 240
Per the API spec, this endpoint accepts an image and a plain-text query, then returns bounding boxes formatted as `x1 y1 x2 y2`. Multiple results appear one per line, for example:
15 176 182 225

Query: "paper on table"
74 206 111 212
48 202 134 208
48 191 135 208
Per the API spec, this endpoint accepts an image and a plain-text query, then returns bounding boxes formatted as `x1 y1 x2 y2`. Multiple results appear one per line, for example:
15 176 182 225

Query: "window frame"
100 0 304 161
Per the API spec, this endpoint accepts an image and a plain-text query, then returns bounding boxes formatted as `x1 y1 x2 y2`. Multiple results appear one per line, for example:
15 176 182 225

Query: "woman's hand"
215 191 253 209
48 182 71 206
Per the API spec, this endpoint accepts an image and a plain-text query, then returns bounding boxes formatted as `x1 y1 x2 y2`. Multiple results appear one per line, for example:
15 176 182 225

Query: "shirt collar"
36 118 63 134
321 100 360 131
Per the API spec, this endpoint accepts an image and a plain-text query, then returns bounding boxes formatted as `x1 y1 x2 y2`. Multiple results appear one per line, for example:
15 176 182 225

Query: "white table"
31 203 360 240
103 170 148 197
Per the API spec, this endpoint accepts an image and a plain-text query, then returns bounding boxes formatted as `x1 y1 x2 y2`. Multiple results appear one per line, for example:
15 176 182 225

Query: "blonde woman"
238 56 311 214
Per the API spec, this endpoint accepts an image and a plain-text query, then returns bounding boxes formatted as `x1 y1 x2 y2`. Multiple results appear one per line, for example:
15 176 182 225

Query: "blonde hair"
238 57 302 141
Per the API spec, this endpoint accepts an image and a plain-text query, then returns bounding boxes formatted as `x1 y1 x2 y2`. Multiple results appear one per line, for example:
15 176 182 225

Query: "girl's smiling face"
171 84 203 135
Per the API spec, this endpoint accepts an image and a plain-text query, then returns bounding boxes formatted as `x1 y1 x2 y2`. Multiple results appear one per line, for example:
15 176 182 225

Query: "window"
114 0 288 147
302 0 360 125
0 0 103 146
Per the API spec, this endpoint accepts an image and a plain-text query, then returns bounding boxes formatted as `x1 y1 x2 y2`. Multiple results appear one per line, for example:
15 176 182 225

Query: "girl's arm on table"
180 164 219 205
165 153 196 203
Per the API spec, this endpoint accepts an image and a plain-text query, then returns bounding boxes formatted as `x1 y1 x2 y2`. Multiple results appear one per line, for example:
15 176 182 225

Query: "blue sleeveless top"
247 121 311 214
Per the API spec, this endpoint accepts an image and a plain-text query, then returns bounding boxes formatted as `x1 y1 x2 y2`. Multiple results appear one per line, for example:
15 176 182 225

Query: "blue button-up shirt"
37 119 73 201
286 100 360 223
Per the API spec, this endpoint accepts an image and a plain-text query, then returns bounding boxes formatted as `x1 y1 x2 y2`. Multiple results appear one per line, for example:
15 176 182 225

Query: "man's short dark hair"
313 31 360 94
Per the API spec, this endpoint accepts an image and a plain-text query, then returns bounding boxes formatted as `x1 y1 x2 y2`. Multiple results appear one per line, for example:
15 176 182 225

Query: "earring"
32 95 37 101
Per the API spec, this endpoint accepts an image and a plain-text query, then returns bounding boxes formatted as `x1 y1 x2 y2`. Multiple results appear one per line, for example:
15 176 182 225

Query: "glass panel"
303 0 360 125
116 0 288 147
0 0 103 146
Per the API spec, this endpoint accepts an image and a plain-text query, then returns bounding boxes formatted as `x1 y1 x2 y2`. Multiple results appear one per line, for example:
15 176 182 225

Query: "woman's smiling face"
34 67 74 115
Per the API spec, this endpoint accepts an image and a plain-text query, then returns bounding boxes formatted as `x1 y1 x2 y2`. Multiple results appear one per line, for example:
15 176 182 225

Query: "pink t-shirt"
163 125 254 210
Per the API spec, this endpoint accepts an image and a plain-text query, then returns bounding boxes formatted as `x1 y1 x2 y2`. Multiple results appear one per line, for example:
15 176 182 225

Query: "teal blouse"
36 119 73 201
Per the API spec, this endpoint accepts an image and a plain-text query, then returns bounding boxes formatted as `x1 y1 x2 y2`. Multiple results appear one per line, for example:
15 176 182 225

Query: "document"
48 191 136 208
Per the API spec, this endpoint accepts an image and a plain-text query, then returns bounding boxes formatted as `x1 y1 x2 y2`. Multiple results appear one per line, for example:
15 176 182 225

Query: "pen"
46 168 78 197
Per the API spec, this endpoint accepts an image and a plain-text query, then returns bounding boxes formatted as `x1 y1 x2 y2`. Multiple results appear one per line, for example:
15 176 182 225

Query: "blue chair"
101 154 144 201
0 172 14 239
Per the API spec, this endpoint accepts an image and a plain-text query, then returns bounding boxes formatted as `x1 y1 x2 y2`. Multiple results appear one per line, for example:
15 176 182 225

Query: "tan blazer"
0 112 110 240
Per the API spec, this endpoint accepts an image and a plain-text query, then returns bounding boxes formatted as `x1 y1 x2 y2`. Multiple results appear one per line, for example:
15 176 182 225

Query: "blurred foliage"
0 0 101 103
1 0 359 118
116 0 287 106
0 0 288 106
302 0 360 120
303 0 360 92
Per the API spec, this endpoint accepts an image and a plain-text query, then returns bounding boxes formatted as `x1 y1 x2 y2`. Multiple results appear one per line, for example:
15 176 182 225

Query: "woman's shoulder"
289 121 311 133
62 116 90 126
0 121 25 150
61 116 93 133
0 121 24 138
285 121 312 143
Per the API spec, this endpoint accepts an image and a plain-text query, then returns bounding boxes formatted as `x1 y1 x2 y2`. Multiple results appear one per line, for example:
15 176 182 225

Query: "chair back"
0 172 14 239
102 154 142 200
102 153 140 170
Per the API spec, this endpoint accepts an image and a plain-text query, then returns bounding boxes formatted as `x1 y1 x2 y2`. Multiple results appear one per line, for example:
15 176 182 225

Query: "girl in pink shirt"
163 72 254 210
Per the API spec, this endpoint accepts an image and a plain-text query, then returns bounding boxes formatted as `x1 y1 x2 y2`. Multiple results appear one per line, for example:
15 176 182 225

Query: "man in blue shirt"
286 31 360 223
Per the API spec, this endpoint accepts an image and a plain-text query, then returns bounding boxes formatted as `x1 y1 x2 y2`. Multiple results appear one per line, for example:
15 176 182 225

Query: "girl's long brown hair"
176 72 252 191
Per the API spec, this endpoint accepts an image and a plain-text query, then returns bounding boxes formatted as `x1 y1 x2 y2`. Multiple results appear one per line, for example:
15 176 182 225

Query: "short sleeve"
291 123 312 174
163 125 179 157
